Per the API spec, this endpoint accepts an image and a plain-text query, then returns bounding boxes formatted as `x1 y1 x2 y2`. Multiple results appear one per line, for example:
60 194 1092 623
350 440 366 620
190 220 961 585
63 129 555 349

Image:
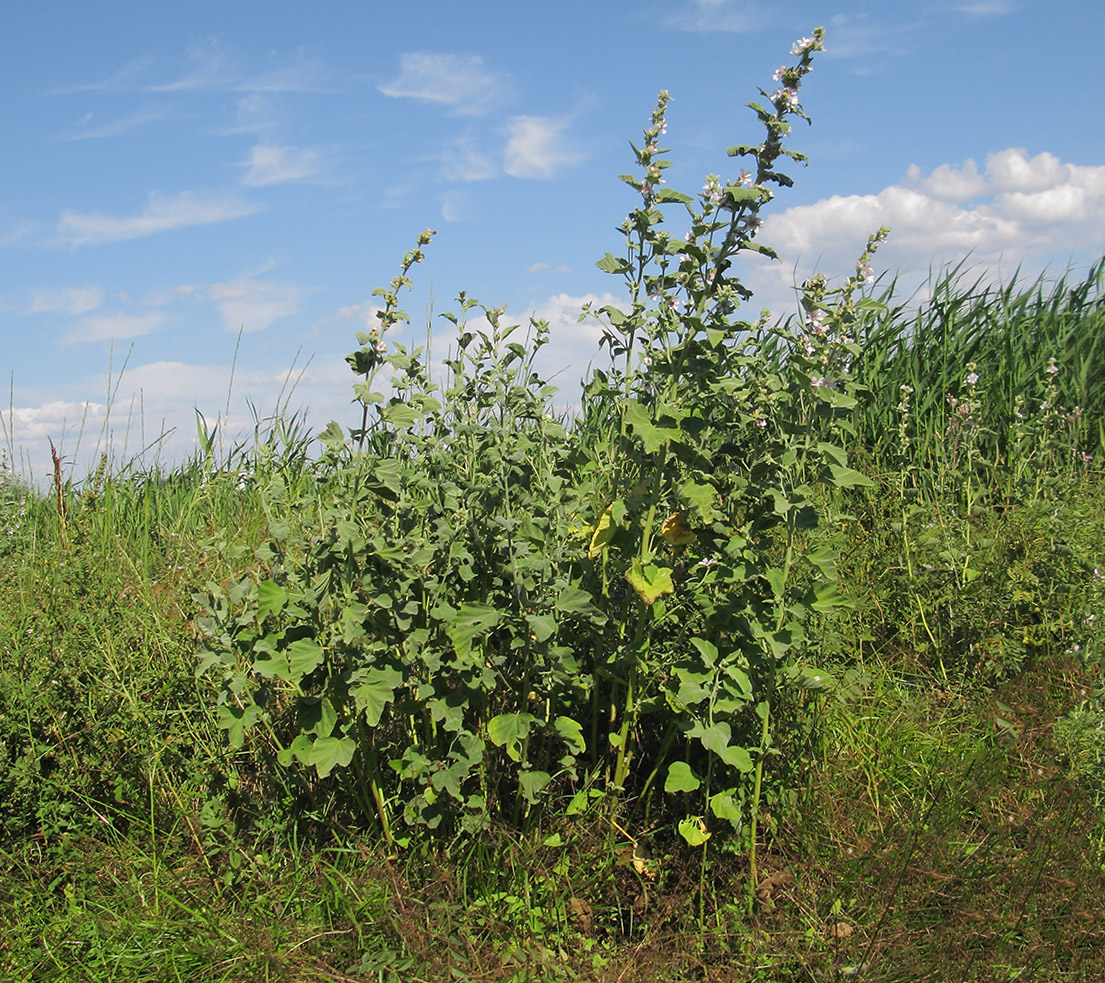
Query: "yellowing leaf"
677 816 711 847
588 506 616 558
661 511 696 545
625 561 674 605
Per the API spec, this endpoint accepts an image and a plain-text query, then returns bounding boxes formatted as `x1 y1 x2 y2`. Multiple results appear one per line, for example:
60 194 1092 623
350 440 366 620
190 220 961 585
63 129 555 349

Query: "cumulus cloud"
55 191 261 247
504 116 584 179
28 285 104 316
379 53 507 116
241 144 322 185
744 147 1105 319
207 278 314 333
2 400 108 442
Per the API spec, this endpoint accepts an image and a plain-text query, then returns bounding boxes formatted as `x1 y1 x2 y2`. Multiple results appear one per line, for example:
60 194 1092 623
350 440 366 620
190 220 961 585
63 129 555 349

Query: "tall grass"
846 257 1105 494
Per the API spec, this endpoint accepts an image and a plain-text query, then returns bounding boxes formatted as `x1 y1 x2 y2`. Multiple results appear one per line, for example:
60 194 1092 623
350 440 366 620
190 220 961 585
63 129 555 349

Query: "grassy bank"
3 32 1104 981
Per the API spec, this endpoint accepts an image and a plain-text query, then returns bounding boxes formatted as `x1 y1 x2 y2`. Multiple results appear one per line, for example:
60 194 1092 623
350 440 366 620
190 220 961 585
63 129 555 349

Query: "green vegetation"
3 29 1104 982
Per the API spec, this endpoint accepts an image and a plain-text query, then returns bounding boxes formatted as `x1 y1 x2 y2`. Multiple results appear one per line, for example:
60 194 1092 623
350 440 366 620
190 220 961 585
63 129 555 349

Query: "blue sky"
3 0 1104 479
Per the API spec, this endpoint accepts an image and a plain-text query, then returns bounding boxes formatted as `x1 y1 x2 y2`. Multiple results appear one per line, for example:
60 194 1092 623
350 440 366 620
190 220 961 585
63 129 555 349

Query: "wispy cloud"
827 3 1017 62
439 189 472 222
441 130 498 182
47 57 156 94
63 106 170 141
54 191 261 247
379 53 507 116
666 0 764 33
71 311 165 343
504 116 584 179
241 144 322 186
28 286 104 316
207 278 314 333
0 220 39 248
55 43 332 97
924 0 1019 14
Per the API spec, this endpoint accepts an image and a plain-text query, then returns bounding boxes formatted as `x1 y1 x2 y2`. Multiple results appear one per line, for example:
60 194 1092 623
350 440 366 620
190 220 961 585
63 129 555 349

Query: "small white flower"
771 87 799 110
966 371 979 386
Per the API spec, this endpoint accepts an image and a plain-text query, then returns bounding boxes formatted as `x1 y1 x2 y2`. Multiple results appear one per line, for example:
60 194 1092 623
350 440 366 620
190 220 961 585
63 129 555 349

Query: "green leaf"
525 612 557 642
445 603 502 659
655 188 694 204
566 788 604 816
216 703 264 748
680 479 717 520
555 585 608 625
828 464 875 489
806 545 839 579
623 399 678 453
699 722 754 772
816 441 848 467
351 665 403 726
381 400 421 429
709 791 743 826
519 770 551 804
596 252 631 274
487 712 535 762
307 736 356 778
665 761 701 793
256 580 286 620
811 581 851 614
554 716 586 755
366 458 404 500
791 666 837 692
286 638 325 678
318 420 346 452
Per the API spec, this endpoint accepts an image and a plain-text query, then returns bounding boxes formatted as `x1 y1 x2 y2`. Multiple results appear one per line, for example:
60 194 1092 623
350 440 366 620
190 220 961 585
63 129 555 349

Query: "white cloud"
207 278 313 333
908 159 987 201
71 311 164 343
2 400 108 442
379 53 506 116
742 148 1105 320
241 144 322 185
28 285 104 316
55 191 261 247
504 116 584 179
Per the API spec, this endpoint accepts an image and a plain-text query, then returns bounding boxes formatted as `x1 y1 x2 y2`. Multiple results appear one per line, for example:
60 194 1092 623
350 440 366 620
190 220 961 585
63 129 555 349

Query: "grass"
2 262 1104 981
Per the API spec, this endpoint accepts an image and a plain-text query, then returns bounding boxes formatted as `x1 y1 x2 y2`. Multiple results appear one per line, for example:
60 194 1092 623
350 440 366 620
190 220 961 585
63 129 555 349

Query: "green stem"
747 697 771 917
